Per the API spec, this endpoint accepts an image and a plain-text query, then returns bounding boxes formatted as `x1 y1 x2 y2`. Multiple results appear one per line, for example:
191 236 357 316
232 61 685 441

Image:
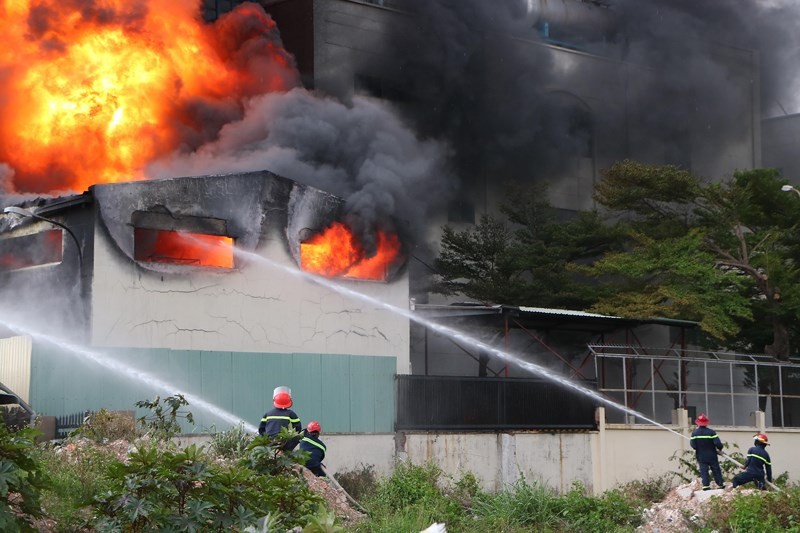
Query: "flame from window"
300 222 402 281
134 228 234 268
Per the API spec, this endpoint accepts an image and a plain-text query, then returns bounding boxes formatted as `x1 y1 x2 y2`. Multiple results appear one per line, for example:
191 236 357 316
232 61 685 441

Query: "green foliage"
334 463 377 503
588 162 800 357
617 474 673 504
88 437 324 532
71 409 139 443
135 394 194 441
243 428 309 476
576 229 753 339
471 478 562 530
701 485 800 532
208 423 253 460
434 213 518 303
370 462 444 511
0 423 48 532
302 509 345 532
37 442 117 531
553 481 643 532
434 183 622 308
356 462 465 532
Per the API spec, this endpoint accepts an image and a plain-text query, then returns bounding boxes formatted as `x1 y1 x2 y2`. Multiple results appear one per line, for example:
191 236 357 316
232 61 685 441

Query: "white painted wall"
90 224 411 374
158 411 800 496
0 335 31 403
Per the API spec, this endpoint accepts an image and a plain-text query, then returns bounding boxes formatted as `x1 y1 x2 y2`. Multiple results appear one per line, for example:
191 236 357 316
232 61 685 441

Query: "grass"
344 464 800 533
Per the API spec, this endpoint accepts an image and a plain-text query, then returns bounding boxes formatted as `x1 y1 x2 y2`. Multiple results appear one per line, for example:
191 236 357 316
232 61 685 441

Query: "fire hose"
320 464 369 515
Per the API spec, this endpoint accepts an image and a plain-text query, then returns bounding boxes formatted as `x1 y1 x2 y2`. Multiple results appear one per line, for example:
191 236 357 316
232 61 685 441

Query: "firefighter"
299 420 327 477
690 413 725 490
732 433 773 490
258 386 302 450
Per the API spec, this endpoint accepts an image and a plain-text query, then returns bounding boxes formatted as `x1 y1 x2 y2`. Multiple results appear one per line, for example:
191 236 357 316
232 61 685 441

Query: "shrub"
371 462 443 511
618 474 673 504
37 442 117 530
208 423 253 460
135 394 194 441
88 440 324 532
334 464 377 503
555 481 643 532
472 477 561 530
356 462 465 532
71 409 139 443
702 487 800 532
0 422 48 531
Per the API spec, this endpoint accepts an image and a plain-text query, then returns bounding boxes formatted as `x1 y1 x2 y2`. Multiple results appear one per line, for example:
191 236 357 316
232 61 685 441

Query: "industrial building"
1 0 799 493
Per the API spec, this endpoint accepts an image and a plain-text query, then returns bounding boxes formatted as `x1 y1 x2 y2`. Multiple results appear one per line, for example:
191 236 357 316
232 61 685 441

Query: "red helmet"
754 433 769 445
307 421 321 433
273 386 293 408
695 414 709 426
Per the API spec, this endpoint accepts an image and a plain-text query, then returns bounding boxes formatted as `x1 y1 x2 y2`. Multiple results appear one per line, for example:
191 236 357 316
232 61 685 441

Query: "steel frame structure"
591 344 800 427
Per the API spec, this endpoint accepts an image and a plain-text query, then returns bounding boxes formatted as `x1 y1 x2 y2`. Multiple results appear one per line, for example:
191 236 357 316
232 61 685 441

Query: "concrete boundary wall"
301 408 800 495
176 407 800 495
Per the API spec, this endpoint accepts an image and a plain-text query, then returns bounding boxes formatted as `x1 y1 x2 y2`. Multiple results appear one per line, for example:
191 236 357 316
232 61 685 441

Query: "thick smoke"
147 88 453 254
361 0 800 180
613 0 800 118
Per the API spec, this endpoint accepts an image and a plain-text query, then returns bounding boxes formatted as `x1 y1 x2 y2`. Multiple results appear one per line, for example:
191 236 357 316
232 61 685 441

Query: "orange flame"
134 229 234 268
0 0 296 193
300 222 402 281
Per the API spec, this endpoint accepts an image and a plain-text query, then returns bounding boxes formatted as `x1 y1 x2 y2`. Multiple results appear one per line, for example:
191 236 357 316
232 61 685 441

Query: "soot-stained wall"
89 172 411 371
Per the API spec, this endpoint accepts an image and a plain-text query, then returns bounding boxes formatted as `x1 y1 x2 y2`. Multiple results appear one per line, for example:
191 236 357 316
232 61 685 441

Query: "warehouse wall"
29 345 396 434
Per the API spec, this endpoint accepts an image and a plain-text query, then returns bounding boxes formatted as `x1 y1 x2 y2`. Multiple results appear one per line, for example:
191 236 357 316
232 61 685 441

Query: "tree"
583 160 800 360
433 184 621 308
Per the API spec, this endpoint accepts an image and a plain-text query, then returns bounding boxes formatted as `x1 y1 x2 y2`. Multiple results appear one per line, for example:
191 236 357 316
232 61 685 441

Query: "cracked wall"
89 179 410 374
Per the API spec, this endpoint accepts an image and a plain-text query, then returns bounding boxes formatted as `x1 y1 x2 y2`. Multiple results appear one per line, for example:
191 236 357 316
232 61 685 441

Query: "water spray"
236 247 783 492
0 311 258 434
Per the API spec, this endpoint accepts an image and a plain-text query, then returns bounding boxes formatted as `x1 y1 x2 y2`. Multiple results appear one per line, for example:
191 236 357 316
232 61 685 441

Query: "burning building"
0 171 409 435
2 0 800 493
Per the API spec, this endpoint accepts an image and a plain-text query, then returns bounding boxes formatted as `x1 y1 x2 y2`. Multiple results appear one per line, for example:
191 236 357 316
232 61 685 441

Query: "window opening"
134 228 234 268
0 230 62 270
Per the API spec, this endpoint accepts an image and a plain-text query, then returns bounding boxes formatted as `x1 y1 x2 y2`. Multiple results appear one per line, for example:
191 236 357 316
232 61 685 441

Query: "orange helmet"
307 421 321 433
273 386 293 408
695 413 709 426
754 433 769 445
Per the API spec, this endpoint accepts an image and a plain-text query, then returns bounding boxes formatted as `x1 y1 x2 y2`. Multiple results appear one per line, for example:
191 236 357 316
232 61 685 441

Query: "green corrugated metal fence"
30 344 396 434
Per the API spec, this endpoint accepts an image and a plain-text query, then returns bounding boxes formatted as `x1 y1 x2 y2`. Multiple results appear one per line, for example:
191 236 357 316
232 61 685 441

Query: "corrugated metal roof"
518 306 619 319
413 303 699 330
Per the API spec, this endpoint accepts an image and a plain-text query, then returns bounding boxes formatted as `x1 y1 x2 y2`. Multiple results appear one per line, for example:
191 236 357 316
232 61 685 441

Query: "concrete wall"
312 408 800 496
89 175 411 375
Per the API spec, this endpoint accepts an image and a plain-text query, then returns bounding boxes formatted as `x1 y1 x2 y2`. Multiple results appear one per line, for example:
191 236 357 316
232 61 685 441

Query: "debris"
300 467 367 528
637 480 759 532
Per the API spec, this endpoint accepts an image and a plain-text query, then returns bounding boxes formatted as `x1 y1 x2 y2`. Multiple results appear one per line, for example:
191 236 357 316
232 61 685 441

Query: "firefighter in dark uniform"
733 433 772 490
299 420 327 477
258 386 302 450
690 413 725 490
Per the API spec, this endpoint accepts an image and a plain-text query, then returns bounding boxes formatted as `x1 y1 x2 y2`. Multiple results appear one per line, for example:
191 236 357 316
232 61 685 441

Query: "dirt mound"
638 480 759 532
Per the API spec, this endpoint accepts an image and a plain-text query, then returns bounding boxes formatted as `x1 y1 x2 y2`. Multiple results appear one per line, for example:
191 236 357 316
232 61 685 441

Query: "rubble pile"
638 479 759 532
300 467 367 527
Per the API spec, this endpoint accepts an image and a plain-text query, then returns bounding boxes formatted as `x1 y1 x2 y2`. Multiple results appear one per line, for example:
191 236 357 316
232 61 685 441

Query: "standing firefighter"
258 386 302 450
690 413 725 490
299 420 327 477
733 433 773 490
